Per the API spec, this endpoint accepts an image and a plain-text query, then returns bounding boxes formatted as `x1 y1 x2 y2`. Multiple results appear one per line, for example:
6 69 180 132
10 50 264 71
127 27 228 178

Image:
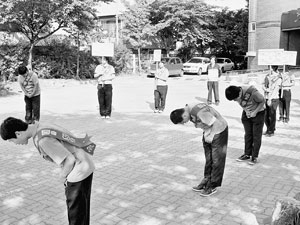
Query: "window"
249 22 256 32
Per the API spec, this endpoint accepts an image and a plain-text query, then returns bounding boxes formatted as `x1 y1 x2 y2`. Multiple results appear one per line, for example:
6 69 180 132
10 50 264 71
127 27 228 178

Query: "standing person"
207 56 222 106
225 85 265 165
262 66 282 136
279 67 295 123
17 65 41 124
0 117 96 225
154 61 169 113
94 57 115 119
170 103 228 197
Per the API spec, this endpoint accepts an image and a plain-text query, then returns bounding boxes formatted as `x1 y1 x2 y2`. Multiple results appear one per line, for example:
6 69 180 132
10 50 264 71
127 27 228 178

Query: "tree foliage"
121 0 154 73
0 0 111 68
209 8 248 57
149 0 214 57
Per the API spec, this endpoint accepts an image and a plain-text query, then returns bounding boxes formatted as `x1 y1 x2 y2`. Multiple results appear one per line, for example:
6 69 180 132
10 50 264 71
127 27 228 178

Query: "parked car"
148 57 183 77
182 57 210 75
216 57 235 73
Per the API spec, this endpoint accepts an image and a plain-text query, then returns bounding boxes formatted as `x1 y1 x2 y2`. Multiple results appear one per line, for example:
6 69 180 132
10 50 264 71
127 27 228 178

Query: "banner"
153 49 162 62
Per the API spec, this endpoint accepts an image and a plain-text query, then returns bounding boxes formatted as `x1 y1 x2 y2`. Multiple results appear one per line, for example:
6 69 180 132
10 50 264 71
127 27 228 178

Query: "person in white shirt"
262 65 282 137
94 57 115 119
154 61 169 113
278 66 295 123
207 56 221 105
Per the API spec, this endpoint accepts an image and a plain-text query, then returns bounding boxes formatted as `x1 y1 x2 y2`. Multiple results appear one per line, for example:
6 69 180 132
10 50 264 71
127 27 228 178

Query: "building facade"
247 0 300 69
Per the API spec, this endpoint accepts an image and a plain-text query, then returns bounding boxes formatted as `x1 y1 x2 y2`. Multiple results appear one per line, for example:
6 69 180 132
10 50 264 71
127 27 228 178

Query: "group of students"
0 60 295 224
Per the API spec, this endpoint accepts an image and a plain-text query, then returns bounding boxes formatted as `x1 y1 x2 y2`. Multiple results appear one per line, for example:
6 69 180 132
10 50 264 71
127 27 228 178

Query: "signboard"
153 49 162 62
258 49 297 65
281 51 297 66
257 49 284 65
207 69 219 81
91 42 114 57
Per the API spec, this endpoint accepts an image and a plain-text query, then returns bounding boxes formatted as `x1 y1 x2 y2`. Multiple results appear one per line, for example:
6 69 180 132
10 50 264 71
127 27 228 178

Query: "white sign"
282 51 297 66
91 42 114 57
258 49 297 65
153 49 162 62
208 69 219 81
258 49 284 65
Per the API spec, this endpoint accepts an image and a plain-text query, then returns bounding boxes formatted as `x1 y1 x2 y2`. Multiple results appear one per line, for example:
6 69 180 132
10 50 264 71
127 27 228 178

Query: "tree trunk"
27 43 34 70
138 47 141 75
76 32 80 80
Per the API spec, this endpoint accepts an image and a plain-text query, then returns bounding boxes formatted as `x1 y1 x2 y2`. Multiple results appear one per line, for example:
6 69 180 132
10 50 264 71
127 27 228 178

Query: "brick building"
247 0 300 69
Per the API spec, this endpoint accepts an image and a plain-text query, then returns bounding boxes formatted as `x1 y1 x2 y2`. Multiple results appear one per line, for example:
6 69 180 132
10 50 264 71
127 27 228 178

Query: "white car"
182 57 210 75
216 58 235 73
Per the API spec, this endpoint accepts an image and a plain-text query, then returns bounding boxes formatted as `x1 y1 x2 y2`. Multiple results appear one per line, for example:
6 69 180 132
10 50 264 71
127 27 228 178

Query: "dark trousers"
24 95 40 124
279 89 291 121
202 127 228 189
264 99 279 133
207 81 219 103
97 84 112 116
65 173 93 225
154 85 168 111
242 110 265 158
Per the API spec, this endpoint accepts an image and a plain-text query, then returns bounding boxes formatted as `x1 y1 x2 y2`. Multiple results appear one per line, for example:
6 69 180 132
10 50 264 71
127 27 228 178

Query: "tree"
209 8 248 57
0 0 111 70
149 0 214 58
121 0 154 74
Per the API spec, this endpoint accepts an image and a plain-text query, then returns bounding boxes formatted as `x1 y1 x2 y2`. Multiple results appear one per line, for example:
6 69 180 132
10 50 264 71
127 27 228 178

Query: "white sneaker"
154 109 159 113
106 116 110 119
158 110 163 113
101 116 105 119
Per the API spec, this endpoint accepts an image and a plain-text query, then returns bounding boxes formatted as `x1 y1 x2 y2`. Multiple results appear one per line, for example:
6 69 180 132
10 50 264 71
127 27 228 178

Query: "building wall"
248 0 300 69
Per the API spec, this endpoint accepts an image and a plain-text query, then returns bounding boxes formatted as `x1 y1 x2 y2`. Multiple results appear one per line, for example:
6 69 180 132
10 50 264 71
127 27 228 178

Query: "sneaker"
154 109 159 113
192 178 208 192
284 118 289 123
248 157 258 165
158 110 163 113
101 116 105 119
236 154 250 162
278 117 284 122
207 101 212 105
266 132 274 137
215 101 220 106
199 187 217 197
106 116 110 119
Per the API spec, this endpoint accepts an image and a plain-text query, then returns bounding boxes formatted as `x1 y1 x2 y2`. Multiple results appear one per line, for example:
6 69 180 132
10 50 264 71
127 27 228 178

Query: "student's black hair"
170 108 185 124
0 117 28 140
271 65 278 72
225 86 241 101
17 66 28 75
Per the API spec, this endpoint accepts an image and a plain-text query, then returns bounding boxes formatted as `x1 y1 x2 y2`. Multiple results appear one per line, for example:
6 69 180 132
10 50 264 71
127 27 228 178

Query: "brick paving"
0 75 300 225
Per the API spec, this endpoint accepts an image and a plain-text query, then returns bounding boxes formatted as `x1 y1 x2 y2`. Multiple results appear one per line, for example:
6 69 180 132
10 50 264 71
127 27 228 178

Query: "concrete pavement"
0 75 300 225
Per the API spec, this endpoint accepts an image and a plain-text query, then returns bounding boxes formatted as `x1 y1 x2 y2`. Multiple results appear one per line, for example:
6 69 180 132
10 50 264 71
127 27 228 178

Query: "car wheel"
197 68 202 76
221 67 225 73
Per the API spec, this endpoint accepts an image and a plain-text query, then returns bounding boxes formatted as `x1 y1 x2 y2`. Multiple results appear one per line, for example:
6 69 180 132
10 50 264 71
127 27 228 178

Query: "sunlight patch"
230 208 259 225
161 182 190 192
174 166 189 173
184 174 197 180
19 173 34 180
3 196 24 208
18 214 41 225
137 215 162 225
293 175 300 181
196 207 211 215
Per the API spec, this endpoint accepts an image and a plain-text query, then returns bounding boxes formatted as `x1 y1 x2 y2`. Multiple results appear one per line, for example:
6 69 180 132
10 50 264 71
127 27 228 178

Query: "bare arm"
60 154 76 179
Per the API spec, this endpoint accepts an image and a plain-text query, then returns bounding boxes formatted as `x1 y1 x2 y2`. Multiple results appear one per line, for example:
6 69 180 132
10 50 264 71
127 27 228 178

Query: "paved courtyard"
0 74 300 225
